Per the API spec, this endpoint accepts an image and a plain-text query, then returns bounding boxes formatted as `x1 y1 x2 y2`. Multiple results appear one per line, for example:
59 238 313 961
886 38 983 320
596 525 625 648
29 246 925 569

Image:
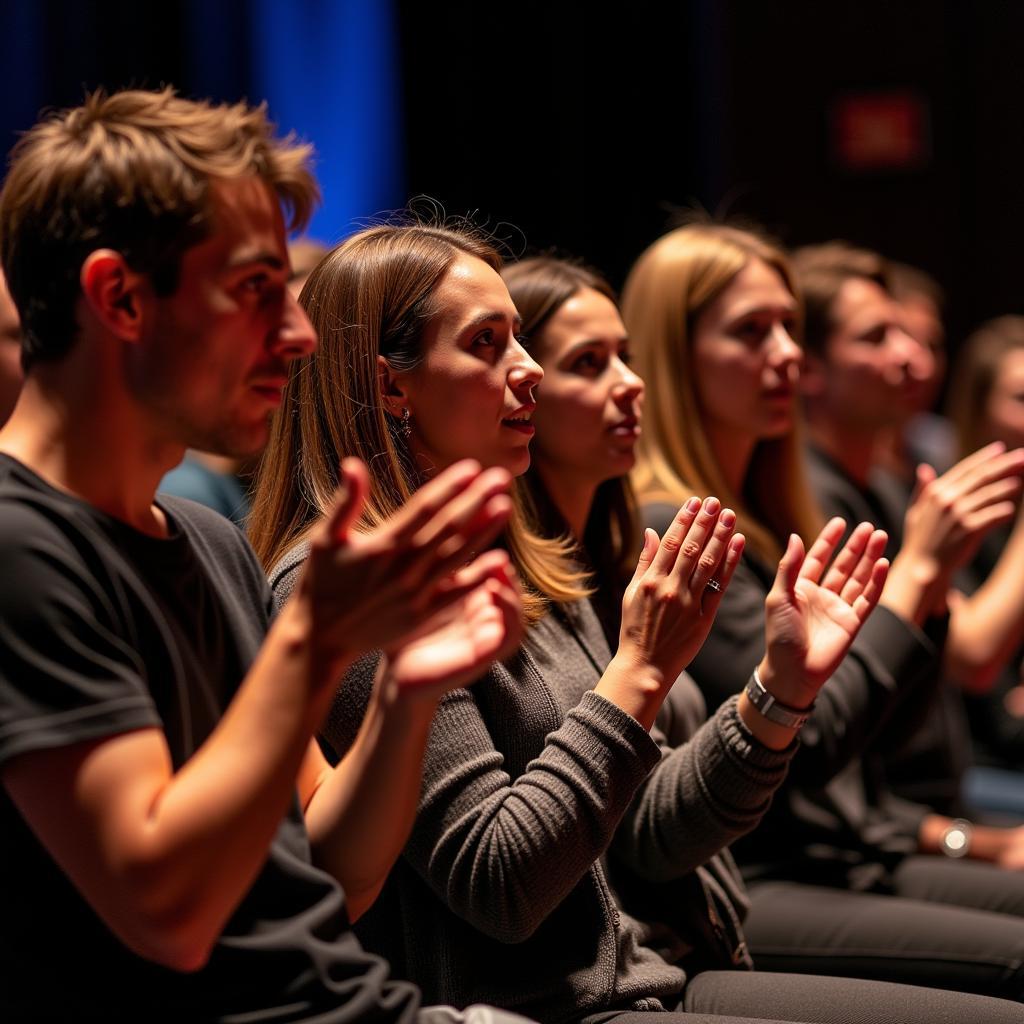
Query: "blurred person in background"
0 267 23 426
946 316 1024 815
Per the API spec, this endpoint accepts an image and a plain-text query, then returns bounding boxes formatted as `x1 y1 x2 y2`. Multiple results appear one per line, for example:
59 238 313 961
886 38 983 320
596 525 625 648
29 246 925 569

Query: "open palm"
762 519 890 709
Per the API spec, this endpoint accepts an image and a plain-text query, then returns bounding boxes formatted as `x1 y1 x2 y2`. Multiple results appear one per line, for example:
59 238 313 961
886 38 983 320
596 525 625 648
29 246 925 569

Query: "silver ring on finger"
705 578 723 594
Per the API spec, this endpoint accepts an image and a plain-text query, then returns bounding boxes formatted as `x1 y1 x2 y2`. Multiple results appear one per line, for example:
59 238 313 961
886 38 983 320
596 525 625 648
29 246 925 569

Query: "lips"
610 416 640 438
502 404 536 435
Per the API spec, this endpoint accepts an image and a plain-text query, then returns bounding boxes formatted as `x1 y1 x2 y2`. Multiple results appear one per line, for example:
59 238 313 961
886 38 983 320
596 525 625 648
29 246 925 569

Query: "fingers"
851 558 890 623
663 496 725 586
696 533 745 618
771 532 805 601
910 461 937 505
819 521 872 593
649 496 703 576
380 465 514 588
325 458 370 543
935 444 1024 499
838 529 888 605
796 517 847 585
386 459 488 542
953 476 1022 518
688 507 738 594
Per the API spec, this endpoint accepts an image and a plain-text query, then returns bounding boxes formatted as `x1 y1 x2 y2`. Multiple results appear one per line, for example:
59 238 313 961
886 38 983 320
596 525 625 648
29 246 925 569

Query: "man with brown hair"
794 240 1024 868
0 89 523 1022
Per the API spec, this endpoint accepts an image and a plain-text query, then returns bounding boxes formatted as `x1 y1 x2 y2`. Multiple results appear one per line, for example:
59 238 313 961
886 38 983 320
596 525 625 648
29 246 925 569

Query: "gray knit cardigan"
271 546 797 1024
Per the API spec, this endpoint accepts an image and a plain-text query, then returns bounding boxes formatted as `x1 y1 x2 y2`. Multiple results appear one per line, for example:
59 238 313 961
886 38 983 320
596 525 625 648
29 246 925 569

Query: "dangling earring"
400 407 412 440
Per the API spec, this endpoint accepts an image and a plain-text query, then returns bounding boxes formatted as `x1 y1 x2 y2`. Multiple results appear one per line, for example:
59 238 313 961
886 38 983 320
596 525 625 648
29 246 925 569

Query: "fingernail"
703 496 720 514
685 497 701 512
720 509 735 527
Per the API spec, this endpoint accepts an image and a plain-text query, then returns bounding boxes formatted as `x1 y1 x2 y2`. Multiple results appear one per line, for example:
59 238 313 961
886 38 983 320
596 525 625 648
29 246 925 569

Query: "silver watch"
940 819 972 858
744 669 814 729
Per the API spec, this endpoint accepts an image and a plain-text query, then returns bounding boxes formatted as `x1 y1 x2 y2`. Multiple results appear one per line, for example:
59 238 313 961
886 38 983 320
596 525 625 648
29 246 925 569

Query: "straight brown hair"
248 223 587 623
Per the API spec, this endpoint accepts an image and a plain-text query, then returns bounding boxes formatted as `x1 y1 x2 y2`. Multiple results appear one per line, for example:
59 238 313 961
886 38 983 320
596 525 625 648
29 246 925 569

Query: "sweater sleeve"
686 554 938 785
403 660 663 944
611 686 798 882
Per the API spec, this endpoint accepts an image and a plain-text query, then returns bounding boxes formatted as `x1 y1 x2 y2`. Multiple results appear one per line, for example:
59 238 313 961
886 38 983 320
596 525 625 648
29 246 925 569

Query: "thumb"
630 528 659 584
910 462 936 505
326 457 369 543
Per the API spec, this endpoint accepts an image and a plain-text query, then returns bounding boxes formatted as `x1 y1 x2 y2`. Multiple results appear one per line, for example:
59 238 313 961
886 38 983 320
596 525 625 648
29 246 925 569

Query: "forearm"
880 551 945 626
303 666 438 921
65 599 347 968
945 526 1024 691
918 813 1013 863
411 686 661 943
615 695 796 880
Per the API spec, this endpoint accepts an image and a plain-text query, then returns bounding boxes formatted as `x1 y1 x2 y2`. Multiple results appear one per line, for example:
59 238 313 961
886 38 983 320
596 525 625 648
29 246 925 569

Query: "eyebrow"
462 310 523 332
225 252 287 273
563 336 629 357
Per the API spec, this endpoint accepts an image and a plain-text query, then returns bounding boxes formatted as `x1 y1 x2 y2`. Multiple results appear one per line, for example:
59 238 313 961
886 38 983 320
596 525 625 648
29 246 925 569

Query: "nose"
767 322 802 373
273 289 317 360
890 325 933 383
508 337 543 397
612 357 645 408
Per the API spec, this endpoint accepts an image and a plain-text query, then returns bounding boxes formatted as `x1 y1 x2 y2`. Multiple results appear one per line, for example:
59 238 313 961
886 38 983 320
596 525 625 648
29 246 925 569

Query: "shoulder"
268 540 312 609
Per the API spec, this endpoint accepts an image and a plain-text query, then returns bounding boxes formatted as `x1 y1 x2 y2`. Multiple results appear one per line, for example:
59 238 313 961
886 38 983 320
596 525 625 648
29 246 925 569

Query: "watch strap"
744 669 814 729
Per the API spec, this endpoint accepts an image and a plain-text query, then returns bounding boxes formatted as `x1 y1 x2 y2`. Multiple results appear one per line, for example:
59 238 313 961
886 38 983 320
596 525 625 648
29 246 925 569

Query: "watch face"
942 825 970 857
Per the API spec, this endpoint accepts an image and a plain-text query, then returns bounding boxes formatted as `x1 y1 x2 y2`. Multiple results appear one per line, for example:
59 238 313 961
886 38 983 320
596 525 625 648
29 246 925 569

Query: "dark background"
2 0 1022 353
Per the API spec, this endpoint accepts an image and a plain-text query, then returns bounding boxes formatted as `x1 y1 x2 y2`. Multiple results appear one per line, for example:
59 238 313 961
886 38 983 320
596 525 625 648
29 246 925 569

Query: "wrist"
273 598 355 693
755 655 817 711
745 664 815 728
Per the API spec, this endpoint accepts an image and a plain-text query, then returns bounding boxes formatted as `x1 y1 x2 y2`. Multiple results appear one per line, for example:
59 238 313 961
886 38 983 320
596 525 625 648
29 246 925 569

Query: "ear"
799 350 827 398
376 353 410 419
79 250 147 342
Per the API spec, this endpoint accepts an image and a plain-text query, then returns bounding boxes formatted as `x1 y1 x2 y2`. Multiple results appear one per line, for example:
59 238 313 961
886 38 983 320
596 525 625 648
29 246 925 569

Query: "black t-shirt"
0 455 419 1024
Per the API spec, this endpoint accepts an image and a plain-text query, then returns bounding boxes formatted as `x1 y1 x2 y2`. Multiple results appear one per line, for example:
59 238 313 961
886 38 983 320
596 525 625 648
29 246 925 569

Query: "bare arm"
944 506 1024 692
3 458 514 970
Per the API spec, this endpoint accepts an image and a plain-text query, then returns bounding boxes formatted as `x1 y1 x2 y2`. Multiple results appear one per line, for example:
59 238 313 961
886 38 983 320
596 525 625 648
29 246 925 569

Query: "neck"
534 462 596 543
704 422 756 497
0 367 184 536
804 399 876 487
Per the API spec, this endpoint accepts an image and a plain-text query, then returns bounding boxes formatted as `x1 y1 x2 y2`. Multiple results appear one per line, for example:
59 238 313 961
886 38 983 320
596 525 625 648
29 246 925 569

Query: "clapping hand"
757 518 889 709
297 458 515 681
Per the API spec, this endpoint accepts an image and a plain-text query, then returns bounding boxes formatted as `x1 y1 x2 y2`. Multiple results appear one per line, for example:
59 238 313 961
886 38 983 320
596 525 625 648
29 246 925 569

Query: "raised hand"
904 443 1024 582
617 496 745 688
384 551 522 700
757 518 889 710
296 457 515 674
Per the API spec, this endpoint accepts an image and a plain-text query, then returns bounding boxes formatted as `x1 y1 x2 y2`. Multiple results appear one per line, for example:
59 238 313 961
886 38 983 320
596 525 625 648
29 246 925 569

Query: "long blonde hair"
248 223 587 622
622 223 822 563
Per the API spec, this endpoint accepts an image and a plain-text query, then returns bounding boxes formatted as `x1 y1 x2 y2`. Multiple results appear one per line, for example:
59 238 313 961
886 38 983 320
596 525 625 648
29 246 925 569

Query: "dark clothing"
276 545 1024 1021
0 455 419 1024
159 453 250 526
644 499 936 891
805 444 970 815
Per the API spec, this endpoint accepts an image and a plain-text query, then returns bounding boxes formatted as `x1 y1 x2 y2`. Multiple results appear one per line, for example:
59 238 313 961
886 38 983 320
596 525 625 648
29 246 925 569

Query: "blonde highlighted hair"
248 223 587 623
622 223 822 563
